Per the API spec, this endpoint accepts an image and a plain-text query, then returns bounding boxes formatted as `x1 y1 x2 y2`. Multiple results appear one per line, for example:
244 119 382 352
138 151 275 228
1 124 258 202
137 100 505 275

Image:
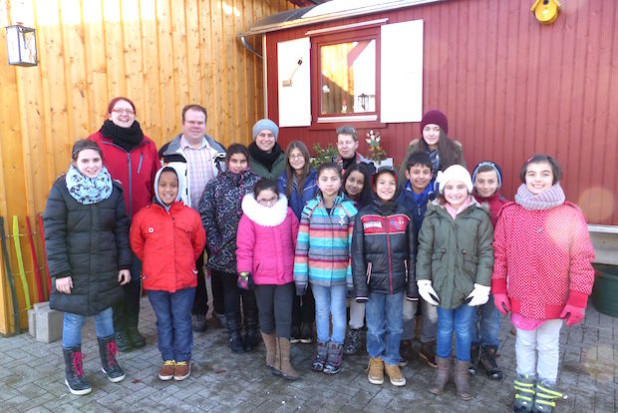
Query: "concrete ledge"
30 302 63 343
589 225 618 266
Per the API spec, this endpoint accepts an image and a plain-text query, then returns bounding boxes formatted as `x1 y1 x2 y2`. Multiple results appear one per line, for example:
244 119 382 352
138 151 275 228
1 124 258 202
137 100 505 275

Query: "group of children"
43 110 595 413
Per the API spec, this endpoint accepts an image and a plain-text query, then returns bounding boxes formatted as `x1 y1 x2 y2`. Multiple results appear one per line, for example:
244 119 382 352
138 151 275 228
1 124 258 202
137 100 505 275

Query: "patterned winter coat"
492 201 595 320
293 194 357 291
198 169 260 273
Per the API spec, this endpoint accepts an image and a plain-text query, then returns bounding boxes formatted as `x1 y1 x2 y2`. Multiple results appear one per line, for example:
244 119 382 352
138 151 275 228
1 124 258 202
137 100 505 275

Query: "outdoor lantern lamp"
5 23 37 66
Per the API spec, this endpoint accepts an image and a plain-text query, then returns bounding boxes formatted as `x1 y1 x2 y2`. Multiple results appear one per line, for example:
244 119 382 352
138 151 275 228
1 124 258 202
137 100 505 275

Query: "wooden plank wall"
0 0 292 335
267 0 618 227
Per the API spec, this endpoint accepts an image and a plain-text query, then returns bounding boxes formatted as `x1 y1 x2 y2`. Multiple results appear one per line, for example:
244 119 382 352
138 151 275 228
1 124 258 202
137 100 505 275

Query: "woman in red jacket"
492 155 595 413
130 166 205 381
89 97 160 351
236 179 300 381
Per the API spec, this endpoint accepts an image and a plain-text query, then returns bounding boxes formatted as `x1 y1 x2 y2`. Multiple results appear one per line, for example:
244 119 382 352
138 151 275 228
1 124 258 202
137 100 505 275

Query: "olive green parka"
416 198 494 309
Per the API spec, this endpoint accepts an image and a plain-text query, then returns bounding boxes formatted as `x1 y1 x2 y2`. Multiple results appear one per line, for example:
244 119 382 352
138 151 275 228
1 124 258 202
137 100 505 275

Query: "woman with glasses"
89 97 160 352
277 141 318 344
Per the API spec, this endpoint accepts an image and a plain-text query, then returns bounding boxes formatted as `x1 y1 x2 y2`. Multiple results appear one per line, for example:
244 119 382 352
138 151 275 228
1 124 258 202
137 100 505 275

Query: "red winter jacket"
89 131 160 218
492 201 595 320
474 192 508 227
236 194 299 285
130 201 206 293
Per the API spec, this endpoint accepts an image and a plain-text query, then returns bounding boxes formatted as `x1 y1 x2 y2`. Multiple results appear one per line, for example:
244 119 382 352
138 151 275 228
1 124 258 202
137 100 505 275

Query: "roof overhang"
238 0 447 37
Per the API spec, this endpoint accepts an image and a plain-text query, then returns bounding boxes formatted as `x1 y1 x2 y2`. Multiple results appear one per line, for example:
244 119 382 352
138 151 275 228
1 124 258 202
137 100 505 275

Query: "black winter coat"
352 199 418 299
43 176 131 316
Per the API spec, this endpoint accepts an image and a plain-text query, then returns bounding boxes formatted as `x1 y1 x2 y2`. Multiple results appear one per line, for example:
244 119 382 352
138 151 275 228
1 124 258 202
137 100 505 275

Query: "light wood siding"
0 0 292 335
266 0 618 227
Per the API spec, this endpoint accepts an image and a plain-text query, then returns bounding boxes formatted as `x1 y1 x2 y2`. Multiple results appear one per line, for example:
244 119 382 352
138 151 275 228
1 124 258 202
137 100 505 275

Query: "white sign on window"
381 19 424 123
277 37 311 127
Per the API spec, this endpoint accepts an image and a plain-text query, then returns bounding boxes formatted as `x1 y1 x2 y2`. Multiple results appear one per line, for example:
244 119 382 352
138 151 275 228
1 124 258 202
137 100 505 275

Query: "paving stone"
1 297 616 412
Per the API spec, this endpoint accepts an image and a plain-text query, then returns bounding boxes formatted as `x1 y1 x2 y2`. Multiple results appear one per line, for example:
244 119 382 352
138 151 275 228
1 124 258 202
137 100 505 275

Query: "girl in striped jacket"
294 162 357 375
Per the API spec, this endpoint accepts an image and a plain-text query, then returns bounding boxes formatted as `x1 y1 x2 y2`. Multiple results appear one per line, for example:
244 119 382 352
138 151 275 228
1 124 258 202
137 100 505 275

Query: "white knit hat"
436 165 473 194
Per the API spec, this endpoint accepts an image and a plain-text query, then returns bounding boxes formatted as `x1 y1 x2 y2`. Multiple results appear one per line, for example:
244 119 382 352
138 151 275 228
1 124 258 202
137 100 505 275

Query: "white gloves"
466 283 491 306
417 280 440 306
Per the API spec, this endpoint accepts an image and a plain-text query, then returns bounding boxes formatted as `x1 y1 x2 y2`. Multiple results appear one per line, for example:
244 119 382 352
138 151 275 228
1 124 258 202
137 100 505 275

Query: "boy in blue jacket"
397 151 438 367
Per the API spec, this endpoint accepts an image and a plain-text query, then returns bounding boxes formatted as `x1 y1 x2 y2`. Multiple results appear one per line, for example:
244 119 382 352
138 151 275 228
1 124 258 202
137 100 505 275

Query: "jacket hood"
241 193 289 227
154 164 185 207
428 196 485 217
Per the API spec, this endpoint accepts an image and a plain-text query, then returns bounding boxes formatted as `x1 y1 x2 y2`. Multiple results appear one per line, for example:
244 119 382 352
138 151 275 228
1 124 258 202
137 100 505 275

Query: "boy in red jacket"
130 166 206 381
469 161 508 380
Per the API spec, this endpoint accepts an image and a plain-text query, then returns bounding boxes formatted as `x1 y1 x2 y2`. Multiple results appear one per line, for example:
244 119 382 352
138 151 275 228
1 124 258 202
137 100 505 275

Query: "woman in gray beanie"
248 119 287 180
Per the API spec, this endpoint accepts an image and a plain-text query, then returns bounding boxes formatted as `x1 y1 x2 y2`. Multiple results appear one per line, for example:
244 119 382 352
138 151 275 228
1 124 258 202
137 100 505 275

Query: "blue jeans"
148 288 196 362
436 304 476 361
312 284 347 345
470 294 501 347
62 307 114 348
365 291 404 366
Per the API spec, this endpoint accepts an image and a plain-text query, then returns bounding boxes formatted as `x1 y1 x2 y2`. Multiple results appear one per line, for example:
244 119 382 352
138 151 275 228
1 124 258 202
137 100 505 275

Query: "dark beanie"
420 110 448 135
472 160 503 188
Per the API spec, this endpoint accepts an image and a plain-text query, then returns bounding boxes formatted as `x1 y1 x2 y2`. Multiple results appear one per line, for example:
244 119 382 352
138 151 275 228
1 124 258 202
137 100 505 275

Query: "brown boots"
429 357 473 400
273 337 300 381
453 359 473 400
261 332 276 369
429 356 450 395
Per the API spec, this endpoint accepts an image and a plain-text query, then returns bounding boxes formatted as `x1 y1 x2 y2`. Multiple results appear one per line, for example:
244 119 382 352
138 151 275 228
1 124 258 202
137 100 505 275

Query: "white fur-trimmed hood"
241 193 289 227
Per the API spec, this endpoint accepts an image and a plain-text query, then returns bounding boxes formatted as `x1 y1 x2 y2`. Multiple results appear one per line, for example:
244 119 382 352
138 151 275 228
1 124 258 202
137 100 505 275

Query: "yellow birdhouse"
531 0 561 25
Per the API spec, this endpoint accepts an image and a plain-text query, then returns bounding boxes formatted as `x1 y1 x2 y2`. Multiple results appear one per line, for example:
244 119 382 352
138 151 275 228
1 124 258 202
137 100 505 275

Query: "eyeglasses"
257 196 278 206
112 108 135 115
290 154 304 160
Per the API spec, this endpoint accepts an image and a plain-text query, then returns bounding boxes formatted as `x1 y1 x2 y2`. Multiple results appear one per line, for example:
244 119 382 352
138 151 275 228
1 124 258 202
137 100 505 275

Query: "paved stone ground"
0 298 616 413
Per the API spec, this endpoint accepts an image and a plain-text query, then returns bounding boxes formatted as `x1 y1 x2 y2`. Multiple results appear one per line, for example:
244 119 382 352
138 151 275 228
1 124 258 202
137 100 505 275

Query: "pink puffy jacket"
236 194 299 285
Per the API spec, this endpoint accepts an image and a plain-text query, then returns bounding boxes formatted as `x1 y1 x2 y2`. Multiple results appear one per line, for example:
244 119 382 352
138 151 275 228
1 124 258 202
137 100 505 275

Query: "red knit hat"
420 110 448 135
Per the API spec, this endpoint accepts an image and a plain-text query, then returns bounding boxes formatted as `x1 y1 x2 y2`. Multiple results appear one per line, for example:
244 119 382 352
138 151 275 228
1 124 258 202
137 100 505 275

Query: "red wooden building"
241 0 618 236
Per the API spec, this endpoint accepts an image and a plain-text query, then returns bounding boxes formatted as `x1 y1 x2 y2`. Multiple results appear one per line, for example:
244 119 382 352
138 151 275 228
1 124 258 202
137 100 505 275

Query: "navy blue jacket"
277 169 318 220
397 180 436 241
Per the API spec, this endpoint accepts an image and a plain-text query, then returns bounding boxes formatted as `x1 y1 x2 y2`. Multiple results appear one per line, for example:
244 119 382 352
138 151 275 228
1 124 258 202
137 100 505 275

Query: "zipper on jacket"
127 153 133 217
137 152 143 174
386 216 393 294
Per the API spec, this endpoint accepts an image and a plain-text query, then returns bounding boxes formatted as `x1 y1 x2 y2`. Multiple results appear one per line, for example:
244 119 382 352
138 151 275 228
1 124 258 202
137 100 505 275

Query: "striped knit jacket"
293 193 358 291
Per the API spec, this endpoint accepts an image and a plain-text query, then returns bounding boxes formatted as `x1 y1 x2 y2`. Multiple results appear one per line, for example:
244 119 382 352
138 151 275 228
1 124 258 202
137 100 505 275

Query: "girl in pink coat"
492 154 595 413
236 179 300 381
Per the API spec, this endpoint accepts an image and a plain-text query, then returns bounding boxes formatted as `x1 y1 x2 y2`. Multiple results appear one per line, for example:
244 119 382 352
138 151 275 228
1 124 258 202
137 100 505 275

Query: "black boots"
114 330 132 352
98 336 126 382
479 345 503 380
63 347 91 395
344 328 363 355
469 343 480 375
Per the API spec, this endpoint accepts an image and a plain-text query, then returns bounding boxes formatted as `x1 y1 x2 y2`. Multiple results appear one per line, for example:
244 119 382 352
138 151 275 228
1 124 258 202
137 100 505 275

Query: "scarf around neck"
100 119 144 152
249 141 282 172
515 183 565 211
66 164 113 205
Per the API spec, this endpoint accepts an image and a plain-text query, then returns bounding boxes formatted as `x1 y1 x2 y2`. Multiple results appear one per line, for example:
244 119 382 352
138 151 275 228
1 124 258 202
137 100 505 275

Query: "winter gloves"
560 303 585 326
237 272 253 290
493 293 511 315
465 283 491 306
417 280 440 306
